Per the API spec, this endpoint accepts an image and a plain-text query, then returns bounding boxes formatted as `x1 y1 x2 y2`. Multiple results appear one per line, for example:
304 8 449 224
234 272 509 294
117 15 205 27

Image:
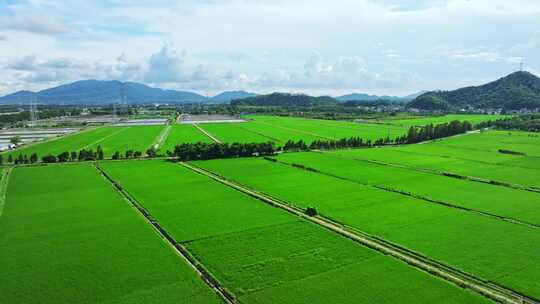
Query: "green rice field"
99 160 490 304
0 164 221 304
161 124 213 152
194 157 540 300
377 114 510 127
2 114 538 303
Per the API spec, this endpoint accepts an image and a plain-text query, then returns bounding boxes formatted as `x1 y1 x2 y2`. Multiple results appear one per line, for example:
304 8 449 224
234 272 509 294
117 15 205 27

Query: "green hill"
231 93 338 107
408 71 540 110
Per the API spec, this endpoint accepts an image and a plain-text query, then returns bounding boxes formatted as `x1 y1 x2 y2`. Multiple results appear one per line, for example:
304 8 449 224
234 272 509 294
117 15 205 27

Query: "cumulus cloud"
143 45 191 83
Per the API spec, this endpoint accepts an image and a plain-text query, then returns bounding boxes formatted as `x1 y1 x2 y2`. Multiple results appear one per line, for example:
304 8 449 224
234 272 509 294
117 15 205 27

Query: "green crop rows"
161 124 213 152
100 160 489 304
0 164 221 304
194 157 540 300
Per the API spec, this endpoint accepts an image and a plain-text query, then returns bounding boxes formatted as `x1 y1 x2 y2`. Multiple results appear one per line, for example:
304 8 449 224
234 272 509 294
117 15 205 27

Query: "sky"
1 0 539 97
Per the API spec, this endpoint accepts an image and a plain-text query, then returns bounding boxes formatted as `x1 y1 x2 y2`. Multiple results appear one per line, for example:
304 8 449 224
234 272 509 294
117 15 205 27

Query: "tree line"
0 120 473 165
477 115 540 132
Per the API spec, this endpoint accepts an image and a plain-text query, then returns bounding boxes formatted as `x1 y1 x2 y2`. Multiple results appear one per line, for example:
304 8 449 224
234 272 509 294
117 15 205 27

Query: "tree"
146 147 157 158
7 155 13 163
112 151 121 160
30 153 38 164
0 154 3 165
96 146 104 160
57 151 70 162
10 136 21 146
42 154 57 163
305 207 318 217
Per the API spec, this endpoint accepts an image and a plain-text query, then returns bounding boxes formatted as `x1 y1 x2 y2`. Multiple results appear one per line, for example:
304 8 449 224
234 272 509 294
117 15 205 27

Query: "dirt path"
94 164 235 304
0 167 12 217
194 124 222 143
153 123 172 150
181 161 538 304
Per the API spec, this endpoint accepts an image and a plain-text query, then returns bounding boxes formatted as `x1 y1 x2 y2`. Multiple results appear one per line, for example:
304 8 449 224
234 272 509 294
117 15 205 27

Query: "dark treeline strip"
1 120 473 165
477 114 540 132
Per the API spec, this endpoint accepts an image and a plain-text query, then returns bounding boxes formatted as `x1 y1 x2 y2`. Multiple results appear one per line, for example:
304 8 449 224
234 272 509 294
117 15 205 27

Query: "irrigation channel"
181 161 539 304
94 164 235 304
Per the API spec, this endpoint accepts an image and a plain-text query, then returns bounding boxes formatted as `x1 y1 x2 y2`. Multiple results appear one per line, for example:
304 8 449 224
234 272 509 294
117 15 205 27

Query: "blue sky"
0 0 539 96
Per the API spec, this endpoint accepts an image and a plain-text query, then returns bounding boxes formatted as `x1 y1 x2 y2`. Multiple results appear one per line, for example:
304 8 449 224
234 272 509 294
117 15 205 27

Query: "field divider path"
182 161 538 304
276 155 540 230
254 120 334 140
93 164 235 304
0 167 13 217
194 124 222 143
82 126 130 150
153 122 172 149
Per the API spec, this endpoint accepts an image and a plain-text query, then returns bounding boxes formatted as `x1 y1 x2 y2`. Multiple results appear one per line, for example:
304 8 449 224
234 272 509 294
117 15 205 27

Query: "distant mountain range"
0 80 257 104
336 91 426 102
408 71 540 110
231 93 338 107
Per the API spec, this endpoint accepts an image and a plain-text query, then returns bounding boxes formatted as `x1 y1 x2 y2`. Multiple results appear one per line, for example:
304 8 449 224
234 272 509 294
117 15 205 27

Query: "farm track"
94 164 234 304
182 161 539 304
194 124 222 143
254 121 334 140
272 156 540 230
153 123 172 149
0 167 12 217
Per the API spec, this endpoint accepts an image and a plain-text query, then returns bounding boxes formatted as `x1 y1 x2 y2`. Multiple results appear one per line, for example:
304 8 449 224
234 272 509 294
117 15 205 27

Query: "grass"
279 151 540 225
161 124 213 152
198 123 274 143
2 125 166 159
101 160 489 304
340 130 540 188
2 127 118 158
0 164 221 304
379 114 511 127
195 157 540 300
248 115 407 141
86 125 165 156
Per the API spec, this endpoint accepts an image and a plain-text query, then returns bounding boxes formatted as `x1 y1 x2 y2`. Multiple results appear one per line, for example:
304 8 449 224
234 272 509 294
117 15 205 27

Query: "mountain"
231 93 338 107
408 71 540 110
402 90 429 100
0 80 207 104
336 93 403 102
210 91 257 103
336 91 426 102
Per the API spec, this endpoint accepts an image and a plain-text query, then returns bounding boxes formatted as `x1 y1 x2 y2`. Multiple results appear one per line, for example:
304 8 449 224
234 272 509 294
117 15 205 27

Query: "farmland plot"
382 114 509 127
248 115 407 141
197 123 273 143
86 125 165 156
101 160 489 304
0 164 221 304
2 127 120 159
279 151 540 225
161 124 213 152
195 157 540 299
